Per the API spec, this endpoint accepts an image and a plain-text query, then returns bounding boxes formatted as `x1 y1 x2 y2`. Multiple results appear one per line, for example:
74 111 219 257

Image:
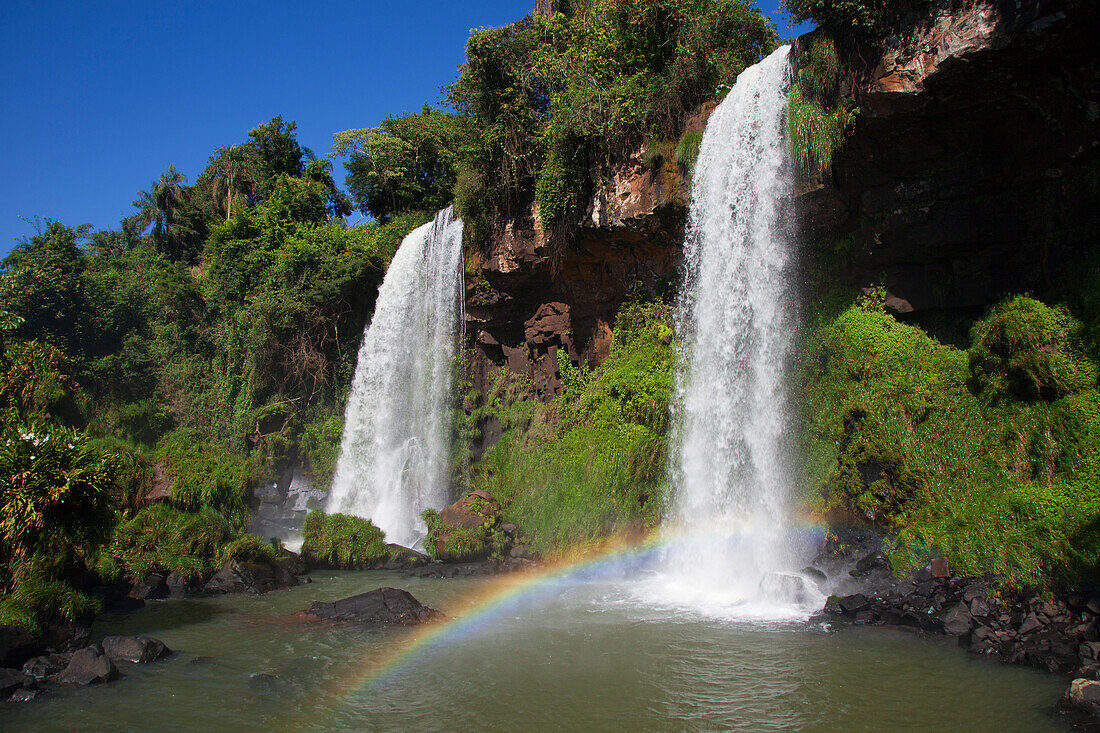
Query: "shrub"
217 533 279 566
422 508 505 562
300 511 388 568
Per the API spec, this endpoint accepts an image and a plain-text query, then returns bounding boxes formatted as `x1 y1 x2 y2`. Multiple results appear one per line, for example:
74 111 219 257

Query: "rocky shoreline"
814 532 1100 722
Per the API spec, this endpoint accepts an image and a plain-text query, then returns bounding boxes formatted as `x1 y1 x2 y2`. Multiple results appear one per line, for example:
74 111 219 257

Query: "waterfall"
647 45 821 619
326 207 464 548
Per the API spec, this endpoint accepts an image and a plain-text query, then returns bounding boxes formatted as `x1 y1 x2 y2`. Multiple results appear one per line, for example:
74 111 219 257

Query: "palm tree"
126 165 196 259
211 145 256 220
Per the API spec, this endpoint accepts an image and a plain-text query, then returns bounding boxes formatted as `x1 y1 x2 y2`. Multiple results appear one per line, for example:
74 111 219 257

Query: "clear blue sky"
0 1 807 257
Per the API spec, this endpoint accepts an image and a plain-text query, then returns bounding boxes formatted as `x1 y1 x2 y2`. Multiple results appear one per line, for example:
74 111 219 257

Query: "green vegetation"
107 504 230 582
802 292 1100 588
447 0 777 244
788 34 855 174
300 510 389 568
468 300 673 555
783 0 937 37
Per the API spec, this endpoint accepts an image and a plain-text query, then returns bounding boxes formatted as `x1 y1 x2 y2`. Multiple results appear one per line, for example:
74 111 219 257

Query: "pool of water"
3 570 1074 732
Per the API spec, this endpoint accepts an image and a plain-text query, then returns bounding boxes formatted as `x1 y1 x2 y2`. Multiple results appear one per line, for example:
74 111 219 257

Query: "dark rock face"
102 636 171 664
202 558 299 595
51 645 118 686
1066 678 1100 717
0 625 44 670
248 468 326 546
305 587 442 626
796 0 1100 319
382 544 430 570
90 585 145 612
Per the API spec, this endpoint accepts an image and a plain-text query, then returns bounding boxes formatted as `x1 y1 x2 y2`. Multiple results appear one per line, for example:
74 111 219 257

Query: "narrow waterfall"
655 45 820 618
326 207 464 548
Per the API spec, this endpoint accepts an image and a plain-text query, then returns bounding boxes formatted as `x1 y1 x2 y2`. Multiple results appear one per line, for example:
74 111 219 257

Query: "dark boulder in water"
203 558 299 595
304 587 442 626
102 635 171 664
50 645 117 686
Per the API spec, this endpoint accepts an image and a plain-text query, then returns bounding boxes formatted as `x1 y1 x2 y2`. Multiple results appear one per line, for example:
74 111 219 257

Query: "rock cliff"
796 0 1100 318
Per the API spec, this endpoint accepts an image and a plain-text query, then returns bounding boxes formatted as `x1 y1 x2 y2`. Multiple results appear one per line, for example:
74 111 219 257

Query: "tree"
332 106 466 221
211 144 258 220
126 165 199 261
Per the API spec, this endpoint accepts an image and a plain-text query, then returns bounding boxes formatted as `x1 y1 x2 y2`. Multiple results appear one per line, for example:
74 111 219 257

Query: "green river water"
2 570 1075 732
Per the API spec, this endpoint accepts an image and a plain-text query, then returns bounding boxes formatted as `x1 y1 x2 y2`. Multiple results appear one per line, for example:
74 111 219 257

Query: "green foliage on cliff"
803 292 1100 588
422 507 506 562
448 0 778 243
300 510 388 568
469 300 673 555
783 0 937 37
788 35 855 174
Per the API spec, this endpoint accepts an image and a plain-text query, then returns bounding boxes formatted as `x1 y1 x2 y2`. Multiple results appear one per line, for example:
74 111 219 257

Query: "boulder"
130 572 170 600
0 625 43 669
0 667 32 699
305 587 442 626
383 544 430 570
838 593 870 614
166 571 201 598
203 558 298 595
51 645 117 686
21 652 70 681
102 635 171 664
439 490 502 530
942 604 974 636
1067 678 1100 716
929 558 951 578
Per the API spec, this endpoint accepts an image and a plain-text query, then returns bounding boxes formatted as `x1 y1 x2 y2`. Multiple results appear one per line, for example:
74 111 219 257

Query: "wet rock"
1067 678 1100 716
130 572 170 601
102 635 171 664
90 585 145 611
249 672 280 689
1019 612 1043 637
941 604 974 636
21 653 70 681
203 558 298 595
51 645 117 686
1 668 32 699
802 566 828 585
0 626 43 669
166 571 200 598
382 544 430 570
930 558 951 579
305 587 442 626
9 687 38 702
758 573 819 606
838 593 870 614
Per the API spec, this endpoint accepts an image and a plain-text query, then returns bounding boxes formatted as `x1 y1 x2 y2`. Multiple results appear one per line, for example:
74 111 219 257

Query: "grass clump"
154 428 255 528
802 291 1100 589
788 35 855 175
109 504 230 581
300 510 388 568
470 300 673 556
674 131 704 174
217 533 280 566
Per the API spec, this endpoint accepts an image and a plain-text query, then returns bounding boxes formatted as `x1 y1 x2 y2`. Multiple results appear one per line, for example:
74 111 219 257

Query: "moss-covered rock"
968 295 1097 403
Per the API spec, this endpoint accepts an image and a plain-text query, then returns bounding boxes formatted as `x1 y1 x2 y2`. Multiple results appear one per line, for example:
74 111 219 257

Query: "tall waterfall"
652 45 819 618
326 207 464 548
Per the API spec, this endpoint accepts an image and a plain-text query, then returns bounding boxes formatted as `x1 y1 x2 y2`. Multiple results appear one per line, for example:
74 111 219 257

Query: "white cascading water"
640 45 822 619
326 207 464 548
